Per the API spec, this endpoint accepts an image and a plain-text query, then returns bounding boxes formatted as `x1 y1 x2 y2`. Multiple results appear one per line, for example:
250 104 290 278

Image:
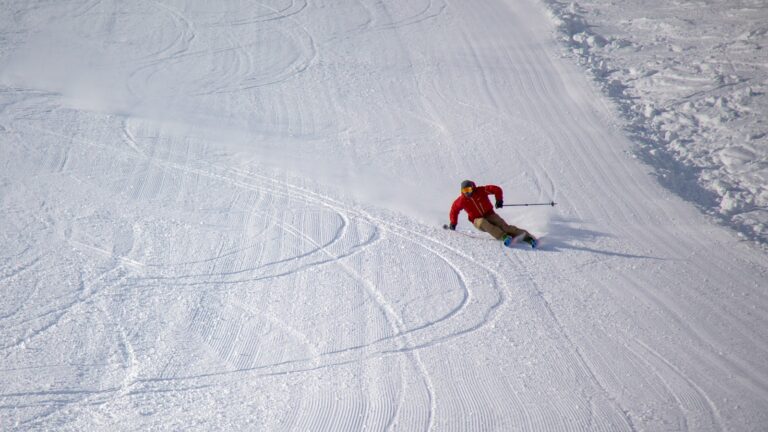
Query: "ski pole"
502 201 557 207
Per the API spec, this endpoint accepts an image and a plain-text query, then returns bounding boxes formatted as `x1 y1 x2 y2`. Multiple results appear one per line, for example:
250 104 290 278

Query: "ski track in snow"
1 0 767 430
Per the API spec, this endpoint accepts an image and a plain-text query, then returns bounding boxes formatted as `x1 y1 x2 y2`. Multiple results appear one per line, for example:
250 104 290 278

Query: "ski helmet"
460 180 476 195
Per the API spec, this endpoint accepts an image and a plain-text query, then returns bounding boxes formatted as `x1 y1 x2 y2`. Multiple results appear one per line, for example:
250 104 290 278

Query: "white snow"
1 0 767 430
544 0 768 244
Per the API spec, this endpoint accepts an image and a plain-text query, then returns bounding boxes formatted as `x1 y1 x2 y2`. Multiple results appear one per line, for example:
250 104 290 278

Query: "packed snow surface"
1 0 767 430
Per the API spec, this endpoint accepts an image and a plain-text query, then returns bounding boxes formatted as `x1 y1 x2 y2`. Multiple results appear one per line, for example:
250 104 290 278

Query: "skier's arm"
449 197 463 227
486 185 504 208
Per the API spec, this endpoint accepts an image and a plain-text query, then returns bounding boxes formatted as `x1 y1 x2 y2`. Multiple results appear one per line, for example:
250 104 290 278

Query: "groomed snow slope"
1 0 767 430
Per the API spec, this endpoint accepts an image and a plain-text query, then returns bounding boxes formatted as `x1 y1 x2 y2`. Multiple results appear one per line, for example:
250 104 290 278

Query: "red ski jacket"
449 185 504 225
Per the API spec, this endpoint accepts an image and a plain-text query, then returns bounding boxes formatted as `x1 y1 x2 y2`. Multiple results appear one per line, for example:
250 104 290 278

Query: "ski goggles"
461 186 474 194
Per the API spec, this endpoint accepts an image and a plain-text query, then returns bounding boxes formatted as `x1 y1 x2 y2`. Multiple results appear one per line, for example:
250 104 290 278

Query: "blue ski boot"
524 236 538 249
503 234 526 248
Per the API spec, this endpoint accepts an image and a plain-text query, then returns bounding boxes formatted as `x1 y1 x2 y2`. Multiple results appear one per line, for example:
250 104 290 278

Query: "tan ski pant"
473 213 528 240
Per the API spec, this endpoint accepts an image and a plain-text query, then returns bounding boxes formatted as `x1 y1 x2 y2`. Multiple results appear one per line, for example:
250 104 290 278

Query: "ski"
443 224 538 248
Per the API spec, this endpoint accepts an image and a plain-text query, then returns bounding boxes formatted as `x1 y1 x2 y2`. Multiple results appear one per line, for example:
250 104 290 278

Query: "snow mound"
544 0 768 245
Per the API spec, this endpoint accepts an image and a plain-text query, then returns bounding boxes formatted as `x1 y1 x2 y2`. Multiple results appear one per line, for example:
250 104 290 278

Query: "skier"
448 180 538 248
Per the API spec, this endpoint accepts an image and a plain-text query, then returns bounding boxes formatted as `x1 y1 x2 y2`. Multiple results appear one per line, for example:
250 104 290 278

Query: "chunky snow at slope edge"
544 0 768 245
2 0 768 431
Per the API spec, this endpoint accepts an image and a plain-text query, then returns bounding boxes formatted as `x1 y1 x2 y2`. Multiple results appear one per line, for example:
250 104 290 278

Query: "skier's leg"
486 213 529 238
487 213 537 247
473 217 506 240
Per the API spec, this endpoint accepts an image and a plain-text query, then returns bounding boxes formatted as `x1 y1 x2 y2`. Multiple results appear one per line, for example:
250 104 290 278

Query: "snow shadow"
538 216 664 261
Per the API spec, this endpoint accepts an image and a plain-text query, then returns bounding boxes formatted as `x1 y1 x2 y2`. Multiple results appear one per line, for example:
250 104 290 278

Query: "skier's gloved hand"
495 200 503 209
449 223 456 230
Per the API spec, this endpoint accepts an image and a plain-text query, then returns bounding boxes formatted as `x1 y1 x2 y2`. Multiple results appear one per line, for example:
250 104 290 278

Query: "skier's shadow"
537 217 664 260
